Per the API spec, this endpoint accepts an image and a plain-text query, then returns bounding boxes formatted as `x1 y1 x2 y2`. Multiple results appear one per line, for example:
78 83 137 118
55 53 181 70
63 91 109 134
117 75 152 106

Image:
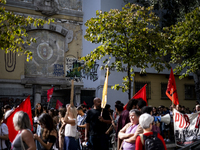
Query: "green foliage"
0 1 53 60
164 7 200 78
82 3 170 96
135 0 200 27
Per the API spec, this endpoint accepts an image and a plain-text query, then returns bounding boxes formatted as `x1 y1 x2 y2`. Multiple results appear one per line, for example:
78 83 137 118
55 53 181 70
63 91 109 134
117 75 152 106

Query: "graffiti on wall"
65 57 99 82
53 64 65 77
81 62 99 82
4 51 16 72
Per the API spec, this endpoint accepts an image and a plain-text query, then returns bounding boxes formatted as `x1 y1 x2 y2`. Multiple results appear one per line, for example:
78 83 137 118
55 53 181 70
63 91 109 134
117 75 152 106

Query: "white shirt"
0 123 8 149
64 118 77 137
77 114 86 126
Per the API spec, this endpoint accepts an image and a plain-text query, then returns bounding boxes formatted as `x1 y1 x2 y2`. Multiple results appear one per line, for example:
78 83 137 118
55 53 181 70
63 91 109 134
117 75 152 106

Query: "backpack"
139 132 165 150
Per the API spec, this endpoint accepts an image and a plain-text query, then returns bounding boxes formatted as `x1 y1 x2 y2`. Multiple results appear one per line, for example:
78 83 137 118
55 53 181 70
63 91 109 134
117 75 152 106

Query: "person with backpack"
135 113 167 150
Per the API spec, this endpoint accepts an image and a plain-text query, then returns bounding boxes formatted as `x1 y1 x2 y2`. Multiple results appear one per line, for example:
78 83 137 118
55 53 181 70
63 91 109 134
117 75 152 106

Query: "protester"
77 106 87 148
136 99 147 111
195 104 200 112
113 100 123 120
34 103 43 127
85 97 111 150
0 110 9 150
162 107 171 142
34 113 57 150
81 104 87 113
135 113 167 150
116 99 138 138
12 111 36 150
176 104 182 112
3 105 11 114
48 108 55 118
58 107 66 150
141 106 160 134
34 103 44 149
112 103 124 132
152 107 158 116
118 109 142 150
63 104 78 150
116 99 138 150
105 103 124 150
105 104 111 113
43 105 48 114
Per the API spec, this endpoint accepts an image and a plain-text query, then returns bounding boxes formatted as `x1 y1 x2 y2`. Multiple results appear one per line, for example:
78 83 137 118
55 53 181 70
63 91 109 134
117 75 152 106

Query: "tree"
81 3 170 99
164 7 200 101
0 0 52 61
127 0 200 100
130 0 200 27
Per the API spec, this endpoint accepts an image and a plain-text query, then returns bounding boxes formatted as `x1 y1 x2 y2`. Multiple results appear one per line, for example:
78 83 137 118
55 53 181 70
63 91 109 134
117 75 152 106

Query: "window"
185 84 196 100
134 81 151 99
161 83 169 99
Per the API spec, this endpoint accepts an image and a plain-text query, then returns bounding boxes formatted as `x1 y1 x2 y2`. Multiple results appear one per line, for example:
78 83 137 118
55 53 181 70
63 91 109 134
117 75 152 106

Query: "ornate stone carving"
25 23 73 52
34 0 60 16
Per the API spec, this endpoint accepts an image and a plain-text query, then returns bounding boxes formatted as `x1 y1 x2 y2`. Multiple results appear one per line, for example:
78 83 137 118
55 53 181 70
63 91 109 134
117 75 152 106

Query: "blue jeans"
89 134 109 150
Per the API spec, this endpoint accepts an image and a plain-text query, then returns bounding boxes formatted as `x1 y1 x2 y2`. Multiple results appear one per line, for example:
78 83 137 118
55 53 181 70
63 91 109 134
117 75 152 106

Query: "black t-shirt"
86 108 111 136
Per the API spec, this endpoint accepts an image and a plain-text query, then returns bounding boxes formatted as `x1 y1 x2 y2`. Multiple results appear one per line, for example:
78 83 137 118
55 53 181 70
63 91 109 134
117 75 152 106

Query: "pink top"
122 124 138 150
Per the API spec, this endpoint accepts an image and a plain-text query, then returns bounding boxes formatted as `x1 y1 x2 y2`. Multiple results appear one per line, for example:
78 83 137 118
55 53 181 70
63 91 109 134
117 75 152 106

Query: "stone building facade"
0 0 83 108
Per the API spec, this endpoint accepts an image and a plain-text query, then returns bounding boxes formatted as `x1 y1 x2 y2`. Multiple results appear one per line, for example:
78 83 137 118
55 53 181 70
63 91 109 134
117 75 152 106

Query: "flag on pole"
123 84 147 110
55 100 63 110
166 68 179 105
4 96 33 142
101 68 109 109
83 101 87 106
47 87 54 102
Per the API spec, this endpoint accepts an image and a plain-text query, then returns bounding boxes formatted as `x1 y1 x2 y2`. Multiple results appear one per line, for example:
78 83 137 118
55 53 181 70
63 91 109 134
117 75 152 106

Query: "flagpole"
70 79 74 107
47 96 52 109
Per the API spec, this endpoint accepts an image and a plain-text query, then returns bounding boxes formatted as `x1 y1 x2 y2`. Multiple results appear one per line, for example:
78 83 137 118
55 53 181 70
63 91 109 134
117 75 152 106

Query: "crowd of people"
0 98 199 150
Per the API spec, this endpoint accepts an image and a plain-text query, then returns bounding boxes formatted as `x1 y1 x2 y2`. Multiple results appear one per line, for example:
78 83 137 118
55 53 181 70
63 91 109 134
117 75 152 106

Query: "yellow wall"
0 50 25 80
134 73 196 110
0 11 82 80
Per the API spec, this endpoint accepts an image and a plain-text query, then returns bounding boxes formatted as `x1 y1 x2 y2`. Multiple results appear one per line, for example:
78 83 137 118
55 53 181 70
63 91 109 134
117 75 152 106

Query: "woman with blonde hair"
63 104 78 150
12 111 36 150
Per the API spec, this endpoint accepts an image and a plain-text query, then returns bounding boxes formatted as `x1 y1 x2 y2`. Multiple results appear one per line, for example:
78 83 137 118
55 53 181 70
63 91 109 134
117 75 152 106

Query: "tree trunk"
193 70 200 102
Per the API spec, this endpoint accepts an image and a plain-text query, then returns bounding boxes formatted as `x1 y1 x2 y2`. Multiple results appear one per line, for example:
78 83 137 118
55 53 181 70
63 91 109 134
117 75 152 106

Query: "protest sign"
174 109 200 146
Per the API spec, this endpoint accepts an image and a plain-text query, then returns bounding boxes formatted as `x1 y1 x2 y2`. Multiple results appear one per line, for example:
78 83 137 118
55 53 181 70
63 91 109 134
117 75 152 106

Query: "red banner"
166 68 179 105
55 100 63 110
47 87 54 102
4 96 33 142
124 84 147 110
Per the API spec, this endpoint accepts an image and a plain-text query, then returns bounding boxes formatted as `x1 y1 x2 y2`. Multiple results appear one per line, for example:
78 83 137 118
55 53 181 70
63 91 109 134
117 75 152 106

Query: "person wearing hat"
135 113 167 150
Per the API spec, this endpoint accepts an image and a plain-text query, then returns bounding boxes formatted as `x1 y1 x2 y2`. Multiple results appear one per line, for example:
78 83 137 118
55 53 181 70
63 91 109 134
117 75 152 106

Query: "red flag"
55 100 63 110
83 101 87 105
166 68 179 105
4 96 33 142
123 84 147 110
47 87 54 102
